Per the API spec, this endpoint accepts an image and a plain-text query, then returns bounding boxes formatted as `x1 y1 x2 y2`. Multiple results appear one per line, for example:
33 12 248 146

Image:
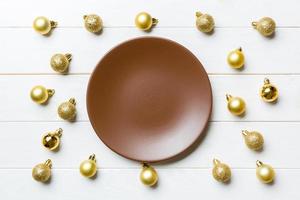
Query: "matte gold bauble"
83 14 103 33
212 159 231 183
50 53 72 73
195 11 215 33
227 47 245 69
58 98 77 121
30 85 55 104
80 154 97 178
140 163 158 186
32 159 52 182
252 17 276 37
33 16 57 35
226 94 246 116
242 130 264 150
256 160 275 183
135 12 158 31
42 128 63 151
260 78 279 103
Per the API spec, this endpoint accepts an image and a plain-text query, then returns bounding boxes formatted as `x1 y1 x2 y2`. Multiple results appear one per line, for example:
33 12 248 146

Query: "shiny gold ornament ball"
227 47 245 69
212 159 231 183
33 16 57 35
242 130 264 150
135 12 158 31
58 98 77 121
252 17 276 37
195 11 215 33
256 160 275 183
50 53 72 73
42 128 63 151
32 159 52 182
83 14 103 33
80 154 97 178
30 85 55 104
140 163 158 186
260 78 279 103
226 94 246 116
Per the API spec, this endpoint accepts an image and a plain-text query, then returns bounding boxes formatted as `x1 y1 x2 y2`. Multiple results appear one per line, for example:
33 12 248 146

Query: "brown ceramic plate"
87 37 212 163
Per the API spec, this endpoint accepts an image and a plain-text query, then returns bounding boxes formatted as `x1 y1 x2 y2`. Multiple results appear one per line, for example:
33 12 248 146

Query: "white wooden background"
1 0 300 199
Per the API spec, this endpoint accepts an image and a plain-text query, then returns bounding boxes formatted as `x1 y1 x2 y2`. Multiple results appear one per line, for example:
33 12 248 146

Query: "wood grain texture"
0 28 299 74
1 0 299 199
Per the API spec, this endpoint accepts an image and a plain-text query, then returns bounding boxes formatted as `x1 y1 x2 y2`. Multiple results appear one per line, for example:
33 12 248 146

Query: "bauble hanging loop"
58 98 77 121
140 163 158 186
256 160 275 183
195 11 215 33
260 78 279 103
79 154 97 178
227 47 245 69
242 130 264 150
226 94 246 116
252 17 276 37
30 85 55 104
32 159 52 182
42 128 63 151
50 53 72 73
212 159 231 183
135 12 158 31
33 16 57 35
83 14 103 33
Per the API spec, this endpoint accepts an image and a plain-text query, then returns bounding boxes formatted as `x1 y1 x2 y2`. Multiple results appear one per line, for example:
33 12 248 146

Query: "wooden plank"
0 0 299 27
0 75 298 121
0 121 298 168
0 169 299 200
1 28 299 74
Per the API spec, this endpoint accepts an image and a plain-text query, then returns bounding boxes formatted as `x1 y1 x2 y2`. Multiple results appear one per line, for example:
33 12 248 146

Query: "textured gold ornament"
33 16 57 35
212 159 231 183
32 159 52 182
242 130 264 150
140 163 158 186
256 160 275 183
30 85 55 104
83 14 103 33
135 12 158 31
260 78 279 103
58 98 77 121
195 11 215 33
42 128 63 151
227 47 245 69
50 53 72 73
226 94 246 116
80 154 97 178
252 17 276 37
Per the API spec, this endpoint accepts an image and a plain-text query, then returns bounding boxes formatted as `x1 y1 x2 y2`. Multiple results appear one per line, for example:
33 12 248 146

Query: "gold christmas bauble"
33 16 57 35
80 154 97 178
242 130 264 150
256 160 275 183
227 48 245 69
226 94 246 116
140 163 158 186
30 85 55 104
195 11 215 33
260 78 279 103
212 159 231 183
42 128 63 151
83 14 103 33
58 98 77 121
135 12 158 31
32 159 52 182
50 53 72 73
252 17 276 37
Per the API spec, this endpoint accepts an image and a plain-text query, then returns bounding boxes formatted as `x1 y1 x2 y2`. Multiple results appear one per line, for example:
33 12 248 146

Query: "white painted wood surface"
0 0 299 199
